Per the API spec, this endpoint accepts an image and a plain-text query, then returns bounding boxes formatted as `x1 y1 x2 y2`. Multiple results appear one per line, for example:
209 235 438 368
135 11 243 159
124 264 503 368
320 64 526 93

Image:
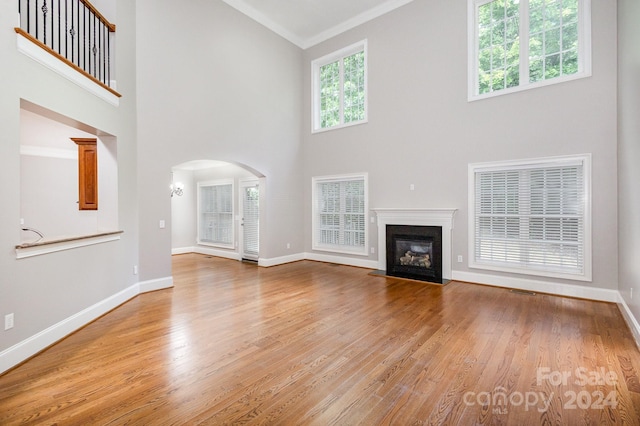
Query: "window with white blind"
312 40 367 133
312 174 368 255
468 155 591 281
468 0 591 101
198 180 234 248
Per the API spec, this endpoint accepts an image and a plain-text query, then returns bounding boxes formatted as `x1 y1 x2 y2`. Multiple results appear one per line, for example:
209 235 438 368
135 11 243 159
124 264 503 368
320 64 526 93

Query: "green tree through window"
471 0 588 99
313 41 367 131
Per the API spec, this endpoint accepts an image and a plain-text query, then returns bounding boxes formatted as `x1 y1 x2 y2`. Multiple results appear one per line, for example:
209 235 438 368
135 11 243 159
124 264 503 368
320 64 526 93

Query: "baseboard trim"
0 283 138 375
304 252 379 270
451 271 619 302
173 246 241 261
259 253 306 267
139 276 174 293
617 297 640 350
0 276 174 375
171 247 195 255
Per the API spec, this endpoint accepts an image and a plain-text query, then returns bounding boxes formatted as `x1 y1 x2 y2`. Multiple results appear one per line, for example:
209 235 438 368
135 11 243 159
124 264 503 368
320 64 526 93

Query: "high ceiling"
221 0 416 49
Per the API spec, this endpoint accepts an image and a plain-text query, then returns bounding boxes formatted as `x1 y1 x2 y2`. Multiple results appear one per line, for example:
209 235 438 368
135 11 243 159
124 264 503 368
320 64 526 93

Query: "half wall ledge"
16 231 124 259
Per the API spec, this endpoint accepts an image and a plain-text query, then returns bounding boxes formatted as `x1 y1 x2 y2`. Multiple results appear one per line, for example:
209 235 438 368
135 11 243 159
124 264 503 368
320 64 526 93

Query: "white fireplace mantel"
372 208 457 279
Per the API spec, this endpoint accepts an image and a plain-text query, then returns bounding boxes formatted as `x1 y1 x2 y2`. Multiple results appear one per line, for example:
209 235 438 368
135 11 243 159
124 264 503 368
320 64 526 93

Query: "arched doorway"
170 159 265 263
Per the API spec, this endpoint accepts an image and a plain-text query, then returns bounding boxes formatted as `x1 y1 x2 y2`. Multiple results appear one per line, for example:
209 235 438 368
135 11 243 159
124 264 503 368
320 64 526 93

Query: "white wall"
136 0 304 280
171 169 196 250
302 0 619 294
617 0 640 323
0 0 139 370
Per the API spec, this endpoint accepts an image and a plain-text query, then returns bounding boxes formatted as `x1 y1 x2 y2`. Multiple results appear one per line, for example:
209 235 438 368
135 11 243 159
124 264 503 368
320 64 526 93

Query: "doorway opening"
170 160 264 264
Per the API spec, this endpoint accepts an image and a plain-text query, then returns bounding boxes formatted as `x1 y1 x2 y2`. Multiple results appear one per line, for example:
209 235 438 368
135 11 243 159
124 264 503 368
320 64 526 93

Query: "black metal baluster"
51 0 54 50
75 0 79 67
50 0 54 51
35 0 38 40
26 0 30 33
92 14 96 78
107 24 110 86
82 4 86 73
64 0 67 59
57 0 61 54
99 21 104 83
42 0 47 45
69 0 74 63
87 10 91 76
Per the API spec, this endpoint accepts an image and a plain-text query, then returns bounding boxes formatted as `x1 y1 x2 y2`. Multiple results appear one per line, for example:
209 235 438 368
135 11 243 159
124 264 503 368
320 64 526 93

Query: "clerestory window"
311 40 368 133
468 0 591 100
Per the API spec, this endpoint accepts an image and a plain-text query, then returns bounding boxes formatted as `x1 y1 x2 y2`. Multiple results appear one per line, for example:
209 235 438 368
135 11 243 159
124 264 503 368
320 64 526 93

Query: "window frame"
467 0 592 101
311 40 368 133
468 154 592 281
197 179 235 249
312 173 369 256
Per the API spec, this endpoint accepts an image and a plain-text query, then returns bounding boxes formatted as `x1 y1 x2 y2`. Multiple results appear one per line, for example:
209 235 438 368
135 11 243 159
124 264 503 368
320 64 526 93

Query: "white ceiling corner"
221 0 416 49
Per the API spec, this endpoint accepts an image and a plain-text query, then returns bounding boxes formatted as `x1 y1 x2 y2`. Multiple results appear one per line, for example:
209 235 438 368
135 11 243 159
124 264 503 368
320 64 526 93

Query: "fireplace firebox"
386 225 443 284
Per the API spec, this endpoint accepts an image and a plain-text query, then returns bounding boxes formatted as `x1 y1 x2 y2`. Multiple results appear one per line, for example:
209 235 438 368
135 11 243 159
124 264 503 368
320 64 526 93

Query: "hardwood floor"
1 253 640 425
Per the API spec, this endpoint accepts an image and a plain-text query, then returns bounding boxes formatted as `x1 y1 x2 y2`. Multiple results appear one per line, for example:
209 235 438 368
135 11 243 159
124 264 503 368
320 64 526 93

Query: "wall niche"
19 101 118 243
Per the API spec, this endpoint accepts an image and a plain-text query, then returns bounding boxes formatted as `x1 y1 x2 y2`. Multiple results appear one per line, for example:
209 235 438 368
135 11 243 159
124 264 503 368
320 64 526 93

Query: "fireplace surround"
373 208 456 283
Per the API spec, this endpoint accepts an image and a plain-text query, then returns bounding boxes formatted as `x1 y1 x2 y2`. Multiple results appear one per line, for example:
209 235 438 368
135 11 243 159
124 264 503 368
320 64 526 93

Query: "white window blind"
242 184 260 258
469 155 591 281
198 181 234 247
313 174 368 255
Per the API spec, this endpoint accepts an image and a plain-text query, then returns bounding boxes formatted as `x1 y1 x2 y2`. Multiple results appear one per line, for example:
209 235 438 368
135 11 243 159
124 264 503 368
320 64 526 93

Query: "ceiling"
221 0 416 49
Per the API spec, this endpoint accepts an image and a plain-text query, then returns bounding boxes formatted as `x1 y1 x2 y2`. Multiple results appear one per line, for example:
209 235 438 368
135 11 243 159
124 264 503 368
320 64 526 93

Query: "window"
312 40 367 132
198 180 234 248
468 155 591 281
312 174 368 255
468 0 591 100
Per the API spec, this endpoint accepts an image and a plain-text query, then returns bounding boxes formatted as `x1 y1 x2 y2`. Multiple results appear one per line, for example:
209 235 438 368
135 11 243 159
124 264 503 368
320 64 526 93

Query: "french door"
240 180 260 261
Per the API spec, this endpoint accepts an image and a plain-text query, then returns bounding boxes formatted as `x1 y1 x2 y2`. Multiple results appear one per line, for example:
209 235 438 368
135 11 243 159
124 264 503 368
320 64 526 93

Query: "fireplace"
373 208 457 284
386 225 442 283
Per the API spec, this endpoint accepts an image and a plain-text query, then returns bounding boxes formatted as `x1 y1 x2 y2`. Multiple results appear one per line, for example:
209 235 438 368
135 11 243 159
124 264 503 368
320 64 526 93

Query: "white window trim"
312 173 369 256
468 154 592 281
311 39 368 133
467 0 592 102
197 179 235 249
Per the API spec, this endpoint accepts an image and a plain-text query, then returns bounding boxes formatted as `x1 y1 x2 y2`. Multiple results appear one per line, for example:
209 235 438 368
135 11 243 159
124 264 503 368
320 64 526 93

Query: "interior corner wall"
135 0 304 281
617 0 640 322
301 0 619 293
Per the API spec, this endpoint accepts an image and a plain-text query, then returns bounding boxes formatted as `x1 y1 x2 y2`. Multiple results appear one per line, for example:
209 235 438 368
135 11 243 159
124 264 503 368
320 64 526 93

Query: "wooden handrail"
78 0 116 32
15 27 122 98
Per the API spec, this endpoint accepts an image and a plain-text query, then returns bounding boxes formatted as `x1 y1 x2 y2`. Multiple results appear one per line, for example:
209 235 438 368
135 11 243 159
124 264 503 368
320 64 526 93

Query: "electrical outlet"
133 265 138 275
5 313 14 330
371 247 375 254
286 243 290 249
457 255 463 263
159 220 166 229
